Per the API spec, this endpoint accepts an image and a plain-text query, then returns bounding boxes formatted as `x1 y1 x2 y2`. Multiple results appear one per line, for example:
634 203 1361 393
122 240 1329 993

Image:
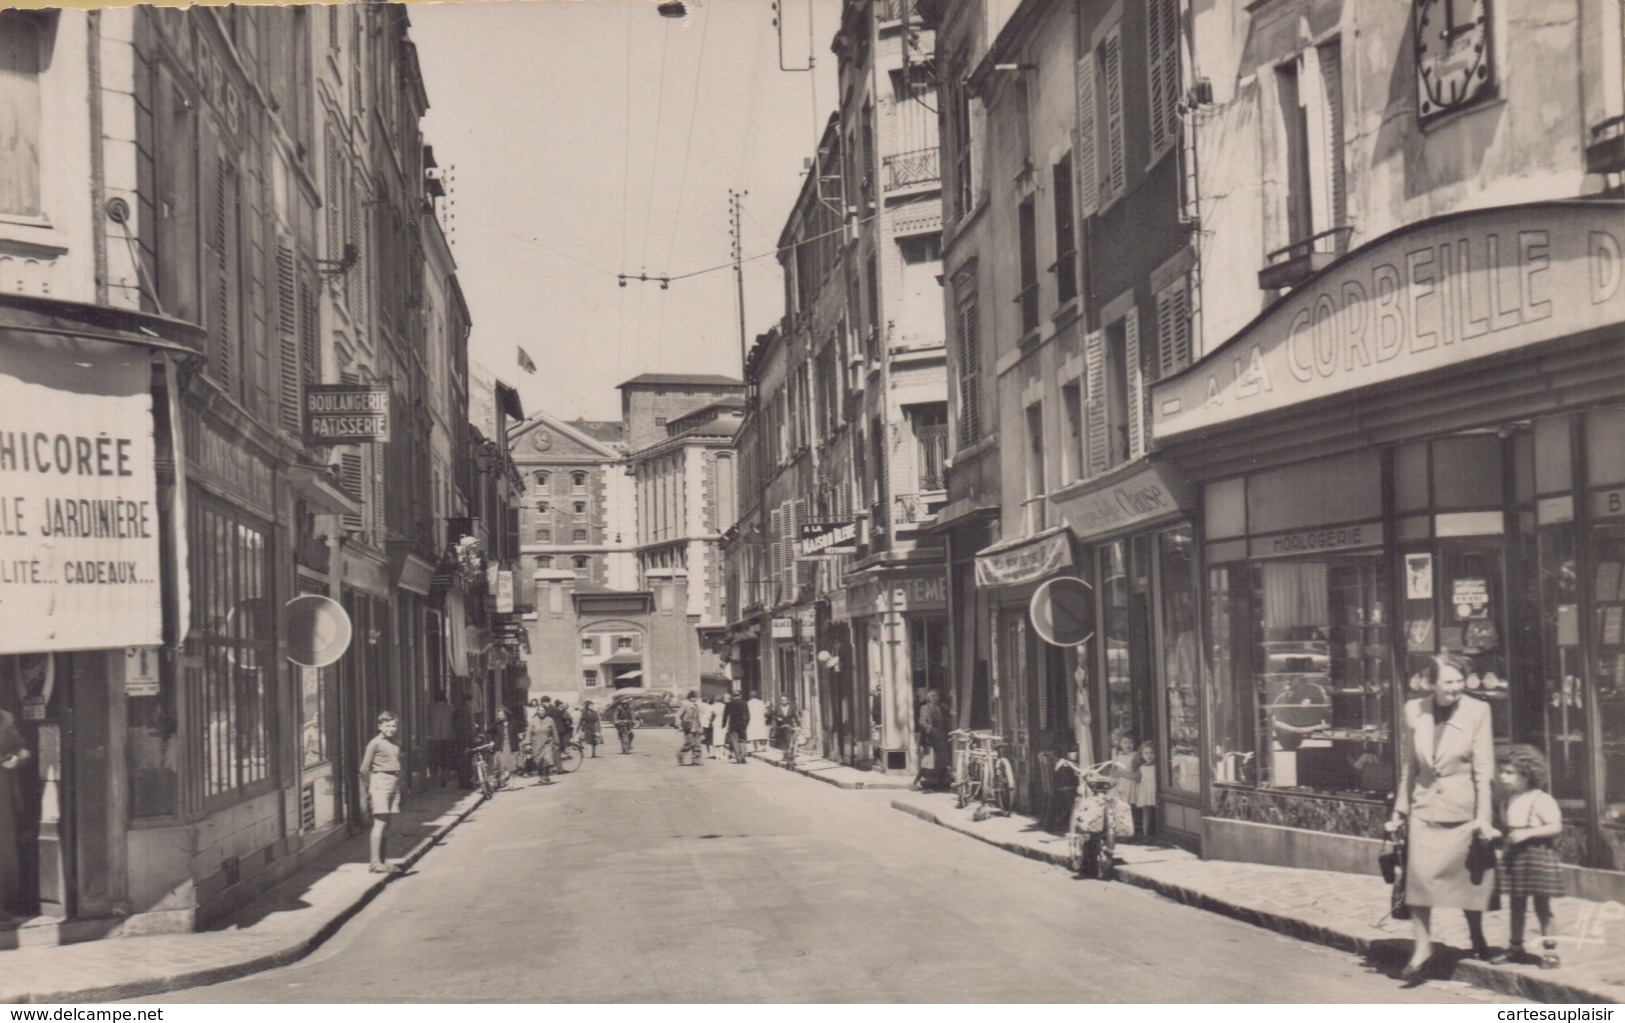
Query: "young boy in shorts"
361 710 404 873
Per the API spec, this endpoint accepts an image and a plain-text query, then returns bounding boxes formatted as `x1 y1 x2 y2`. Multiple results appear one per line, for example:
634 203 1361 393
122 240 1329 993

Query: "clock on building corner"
530 430 553 452
1415 0 1495 123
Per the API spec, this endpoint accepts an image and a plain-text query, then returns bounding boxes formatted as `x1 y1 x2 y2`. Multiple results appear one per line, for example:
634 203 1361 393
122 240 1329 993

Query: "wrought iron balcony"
885 147 940 190
1588 115 1625 175
1258 225 1353 292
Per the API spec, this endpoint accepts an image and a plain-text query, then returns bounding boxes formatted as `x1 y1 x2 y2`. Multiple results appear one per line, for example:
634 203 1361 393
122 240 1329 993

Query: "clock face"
530 430 553 451
1415 0 1493 122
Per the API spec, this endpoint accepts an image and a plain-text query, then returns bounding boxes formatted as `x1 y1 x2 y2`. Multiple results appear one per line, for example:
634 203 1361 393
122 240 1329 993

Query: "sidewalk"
1 785 486 1004
890 788 1624 1005
749 746 914 789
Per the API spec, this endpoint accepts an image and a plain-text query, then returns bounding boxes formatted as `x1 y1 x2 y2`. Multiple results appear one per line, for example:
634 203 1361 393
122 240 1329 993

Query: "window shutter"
371 439 385 544
1084 329 1108 475
1319 40 1346 232
792 499 813 596
204 136 233 390
299 272 319 385
955 300 982 445
1075 52 1099 219
769 505 784 605
1147 0 1180 156
1102 28 1126 202
276 243 301 434
1156 277 1192 380
1125 305 1146 458
340 451 364 533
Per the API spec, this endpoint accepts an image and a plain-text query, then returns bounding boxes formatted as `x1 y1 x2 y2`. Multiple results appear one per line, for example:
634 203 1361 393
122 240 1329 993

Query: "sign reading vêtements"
304 385 390 445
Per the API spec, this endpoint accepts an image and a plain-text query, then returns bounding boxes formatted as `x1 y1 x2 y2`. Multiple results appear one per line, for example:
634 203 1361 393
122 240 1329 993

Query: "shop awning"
974 526 1072 588
599 651 643 668
1049 459 1194 544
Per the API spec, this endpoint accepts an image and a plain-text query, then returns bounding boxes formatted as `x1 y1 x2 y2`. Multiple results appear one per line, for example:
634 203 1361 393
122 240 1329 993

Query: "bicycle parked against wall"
468 741 497 799
949 729 1016 815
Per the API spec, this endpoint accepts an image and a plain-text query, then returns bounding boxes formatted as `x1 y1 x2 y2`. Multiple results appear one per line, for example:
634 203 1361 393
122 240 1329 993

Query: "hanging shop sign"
771 617 795 640
304 385 391 445
1152 202 1625 439
974 528 1072 587
0 331 163 653
798 520 858 558
495 569 515 614
1030 576 1095 648
125 646 161 697
1054 463 1191 541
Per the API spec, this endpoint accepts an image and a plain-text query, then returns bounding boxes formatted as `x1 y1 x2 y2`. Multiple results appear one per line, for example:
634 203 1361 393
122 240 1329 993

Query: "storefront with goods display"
1150 202 1625 896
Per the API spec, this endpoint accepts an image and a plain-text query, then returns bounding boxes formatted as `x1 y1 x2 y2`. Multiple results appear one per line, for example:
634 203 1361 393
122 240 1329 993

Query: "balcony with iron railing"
918 423 949 492
1258 225 1354 292
884 147 940 191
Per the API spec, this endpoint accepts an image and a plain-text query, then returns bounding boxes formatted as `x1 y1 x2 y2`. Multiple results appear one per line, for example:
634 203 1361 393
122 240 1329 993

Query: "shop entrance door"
1099 540 1156 766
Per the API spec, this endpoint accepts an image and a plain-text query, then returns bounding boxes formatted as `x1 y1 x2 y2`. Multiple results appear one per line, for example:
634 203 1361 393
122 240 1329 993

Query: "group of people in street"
675 690 800 766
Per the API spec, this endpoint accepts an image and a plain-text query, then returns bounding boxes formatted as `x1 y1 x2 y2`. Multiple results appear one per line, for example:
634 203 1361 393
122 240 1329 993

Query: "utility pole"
729 188 749 377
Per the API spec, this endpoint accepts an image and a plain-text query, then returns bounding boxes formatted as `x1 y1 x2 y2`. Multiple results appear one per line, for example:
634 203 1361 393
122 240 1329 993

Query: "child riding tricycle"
1054 756 1135 880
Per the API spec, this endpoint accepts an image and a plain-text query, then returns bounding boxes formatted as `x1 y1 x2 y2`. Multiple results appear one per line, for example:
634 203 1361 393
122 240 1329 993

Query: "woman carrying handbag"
1387 653 1499 982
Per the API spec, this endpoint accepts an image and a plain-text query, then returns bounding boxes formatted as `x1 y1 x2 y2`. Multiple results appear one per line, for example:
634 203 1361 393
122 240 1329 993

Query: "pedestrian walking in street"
702 695 720 759
547 696 573 745
612 698 636 754
747 693 768 752
723 690 750 763
580 701 602 757
0 706 32 920
772 695 799 751
677 691 705 766
1389 653 1498 981
528 703 561 785
428 688 455 788
914 688 951 792
1490 745 1565 968
360 710 405 874
489 706 523 790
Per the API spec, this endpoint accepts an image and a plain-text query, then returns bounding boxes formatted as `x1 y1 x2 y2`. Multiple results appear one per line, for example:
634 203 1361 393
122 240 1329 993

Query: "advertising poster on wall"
0 334 161 653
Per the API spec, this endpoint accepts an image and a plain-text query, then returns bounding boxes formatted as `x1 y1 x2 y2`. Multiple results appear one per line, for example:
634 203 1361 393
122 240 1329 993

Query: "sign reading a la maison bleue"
304 384 391 445
1152 202 1625 438
0 336 162 653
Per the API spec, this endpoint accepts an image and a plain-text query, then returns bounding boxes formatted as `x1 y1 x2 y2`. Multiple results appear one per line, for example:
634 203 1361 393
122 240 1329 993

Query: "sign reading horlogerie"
0 332 162 653
304 385 390 444
1152 202 1625 439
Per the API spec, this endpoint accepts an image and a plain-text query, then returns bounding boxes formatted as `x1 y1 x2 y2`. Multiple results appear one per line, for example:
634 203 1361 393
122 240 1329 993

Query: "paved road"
145 730 1513 1003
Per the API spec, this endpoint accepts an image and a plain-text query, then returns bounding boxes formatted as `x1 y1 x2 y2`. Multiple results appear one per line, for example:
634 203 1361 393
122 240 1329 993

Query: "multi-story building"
934 0 1202 823
511 412 634 593
0 4 475 939
1145 0 1625 891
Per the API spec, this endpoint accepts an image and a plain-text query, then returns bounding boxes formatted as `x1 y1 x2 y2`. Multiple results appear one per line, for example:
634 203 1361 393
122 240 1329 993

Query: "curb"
890 799 1616 1005
15 791 488 1004
750 751 913 790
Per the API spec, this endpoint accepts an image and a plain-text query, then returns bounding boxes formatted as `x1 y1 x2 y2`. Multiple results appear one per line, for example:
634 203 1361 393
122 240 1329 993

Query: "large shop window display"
1589 408 1625 868
1206 452 1395 831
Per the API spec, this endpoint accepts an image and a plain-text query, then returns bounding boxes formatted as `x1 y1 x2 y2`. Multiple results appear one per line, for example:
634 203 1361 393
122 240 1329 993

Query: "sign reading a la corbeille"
304 385 390 445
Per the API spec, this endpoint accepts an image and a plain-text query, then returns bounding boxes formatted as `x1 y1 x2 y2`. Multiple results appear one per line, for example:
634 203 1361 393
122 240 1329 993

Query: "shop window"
1158 528 1200 796
1247 451 1381 534
1434 435 1503 509
188 500 275 802
1591 519 1625 867
1209 562 1258 785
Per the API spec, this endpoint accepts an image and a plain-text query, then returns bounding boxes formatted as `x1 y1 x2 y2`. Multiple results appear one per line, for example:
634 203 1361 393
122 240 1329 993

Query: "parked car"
605 690 677 729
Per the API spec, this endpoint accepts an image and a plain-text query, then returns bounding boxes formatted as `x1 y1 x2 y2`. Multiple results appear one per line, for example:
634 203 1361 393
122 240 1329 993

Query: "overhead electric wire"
658 3 714 358
618 0 635 377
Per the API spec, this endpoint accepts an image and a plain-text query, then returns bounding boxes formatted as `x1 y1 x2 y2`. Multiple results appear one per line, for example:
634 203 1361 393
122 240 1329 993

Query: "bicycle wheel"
556 742 583 774
477 760 494 799
992 757 1017 814
957 757 983 809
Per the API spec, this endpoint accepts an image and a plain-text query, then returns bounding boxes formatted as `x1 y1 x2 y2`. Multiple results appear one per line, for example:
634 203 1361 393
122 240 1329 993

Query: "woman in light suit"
1389 653 1499 979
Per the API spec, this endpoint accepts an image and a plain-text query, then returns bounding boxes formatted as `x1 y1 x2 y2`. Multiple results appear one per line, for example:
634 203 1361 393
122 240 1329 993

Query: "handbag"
1380 825 1411 921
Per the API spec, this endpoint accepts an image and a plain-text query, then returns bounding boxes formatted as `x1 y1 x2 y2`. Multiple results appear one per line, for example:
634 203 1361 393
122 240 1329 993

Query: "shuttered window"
1075 52 1099 219
276 243 301 434
1124 305 1146 459
955 297 982 445
1155 275 1193 381
1084 329 1108 476
1100 27 1126 205
339 451 365 534
1318 39 1346 236
1146 0 1181 160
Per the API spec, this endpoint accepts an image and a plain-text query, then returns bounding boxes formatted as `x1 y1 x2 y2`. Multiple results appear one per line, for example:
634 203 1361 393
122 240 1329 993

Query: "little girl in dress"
1134 740 1158 842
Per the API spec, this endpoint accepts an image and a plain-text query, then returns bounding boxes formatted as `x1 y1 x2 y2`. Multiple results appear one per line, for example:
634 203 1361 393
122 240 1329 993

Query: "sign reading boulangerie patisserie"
0 334 162 653
304 384 391 444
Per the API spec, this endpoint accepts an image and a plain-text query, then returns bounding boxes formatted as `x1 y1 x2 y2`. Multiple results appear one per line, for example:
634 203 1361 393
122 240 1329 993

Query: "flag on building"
517 346 537 374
